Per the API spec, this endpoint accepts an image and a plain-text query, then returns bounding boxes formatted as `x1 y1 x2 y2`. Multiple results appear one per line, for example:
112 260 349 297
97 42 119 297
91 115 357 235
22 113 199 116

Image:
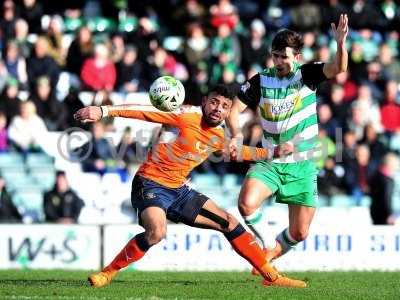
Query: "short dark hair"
208 84 235 101
272 29 303 54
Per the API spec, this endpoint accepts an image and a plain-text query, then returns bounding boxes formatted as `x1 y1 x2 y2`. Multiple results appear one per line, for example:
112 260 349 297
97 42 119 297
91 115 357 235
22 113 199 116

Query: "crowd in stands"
0 0 400 224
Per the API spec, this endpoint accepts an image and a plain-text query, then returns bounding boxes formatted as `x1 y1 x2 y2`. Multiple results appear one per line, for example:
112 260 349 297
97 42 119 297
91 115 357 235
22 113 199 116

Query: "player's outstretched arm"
323 14 349 79
74 104 181 126
74 106 102 123
228 142 294 161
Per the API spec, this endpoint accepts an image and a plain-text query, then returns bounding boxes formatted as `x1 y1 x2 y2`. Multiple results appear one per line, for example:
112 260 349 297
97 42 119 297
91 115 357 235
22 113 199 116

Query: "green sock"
243 209 277 250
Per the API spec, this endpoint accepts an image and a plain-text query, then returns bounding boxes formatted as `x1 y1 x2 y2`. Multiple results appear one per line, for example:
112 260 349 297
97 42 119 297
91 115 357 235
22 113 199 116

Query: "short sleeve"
237 73 261 108
300 62 328 90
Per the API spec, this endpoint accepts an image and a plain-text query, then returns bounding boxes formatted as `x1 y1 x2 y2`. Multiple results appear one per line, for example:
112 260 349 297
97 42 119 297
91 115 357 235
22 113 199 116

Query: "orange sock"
230 231 267 269
225 225 278 280
105 233 150 271
230 231 279 281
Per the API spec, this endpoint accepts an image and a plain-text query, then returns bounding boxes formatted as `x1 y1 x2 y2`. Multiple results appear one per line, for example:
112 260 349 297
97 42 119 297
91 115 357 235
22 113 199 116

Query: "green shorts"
246 160 318 207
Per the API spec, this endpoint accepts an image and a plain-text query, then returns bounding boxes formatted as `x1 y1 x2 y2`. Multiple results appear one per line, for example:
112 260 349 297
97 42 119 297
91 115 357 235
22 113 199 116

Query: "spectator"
183 23 210 69
0 77 22 124
27 36 60 90
171 0 207 35
369 153 400 225
350 84 382 136
301 31 317 63
328 84 349 129
8 101 48 152
127 17 159 64
290 0 321 32
355 29 380 63
364 61 385 102
348 42 368 82
321 0 349 32
361 123 388 166
342 130 357 167
210 0 239 30
0 176 22 223
19 0 43 34
350 0 386 30
117 127 147 168
31 76 68 131
111 34 125 64
318 103 338 141
62 89 85 129
78 121 115 175
332 70 358 102
315 128 336 170
344 144 376 205
315 44 331 63
380 0 400 29
380 80 400 134
66 26 94 76
44 171 84 224
4 40 28 88
14 19 31 59
0 0 17 45
45 15 66 67
210 23 240 84
240 19 269 74
318 155 344 203
185 62 209 106
378 44 400 83
80 43 116 92
116 45 145 94
153 47 188 81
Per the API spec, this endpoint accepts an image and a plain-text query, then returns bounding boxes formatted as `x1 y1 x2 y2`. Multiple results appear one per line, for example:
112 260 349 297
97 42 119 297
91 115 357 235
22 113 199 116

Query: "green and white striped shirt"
238 62 327 163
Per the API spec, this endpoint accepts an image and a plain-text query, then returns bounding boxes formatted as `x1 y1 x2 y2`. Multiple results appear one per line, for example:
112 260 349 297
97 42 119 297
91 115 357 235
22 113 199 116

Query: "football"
149 76 185 112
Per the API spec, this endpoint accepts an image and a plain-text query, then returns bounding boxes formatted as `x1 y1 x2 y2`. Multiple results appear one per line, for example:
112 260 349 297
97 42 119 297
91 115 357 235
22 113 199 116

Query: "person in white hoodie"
8 100 47 152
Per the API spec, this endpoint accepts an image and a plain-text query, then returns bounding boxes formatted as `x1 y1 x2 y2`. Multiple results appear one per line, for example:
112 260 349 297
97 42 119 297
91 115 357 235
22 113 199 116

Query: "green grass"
0 270 399 300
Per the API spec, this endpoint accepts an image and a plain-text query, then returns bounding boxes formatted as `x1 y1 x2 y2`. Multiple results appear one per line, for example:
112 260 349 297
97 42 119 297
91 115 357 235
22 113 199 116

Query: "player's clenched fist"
274 142 294 157
74 106 103 123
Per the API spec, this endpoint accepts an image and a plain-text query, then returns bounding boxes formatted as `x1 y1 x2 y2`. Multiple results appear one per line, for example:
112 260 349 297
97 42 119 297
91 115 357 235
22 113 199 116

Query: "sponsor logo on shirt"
270 99 295 115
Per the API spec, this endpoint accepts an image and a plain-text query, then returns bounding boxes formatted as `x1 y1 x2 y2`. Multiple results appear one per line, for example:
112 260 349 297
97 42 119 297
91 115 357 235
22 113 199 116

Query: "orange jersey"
108 106 268 188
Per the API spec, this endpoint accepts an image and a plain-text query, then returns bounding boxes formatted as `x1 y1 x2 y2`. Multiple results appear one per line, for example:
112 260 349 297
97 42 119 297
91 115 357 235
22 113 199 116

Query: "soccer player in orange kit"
74 85 306 288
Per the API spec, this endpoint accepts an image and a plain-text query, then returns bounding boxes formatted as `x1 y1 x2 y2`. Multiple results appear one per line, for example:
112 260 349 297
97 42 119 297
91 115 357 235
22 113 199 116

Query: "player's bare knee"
291 228 309 242
145 227 167 245
238 201 255 217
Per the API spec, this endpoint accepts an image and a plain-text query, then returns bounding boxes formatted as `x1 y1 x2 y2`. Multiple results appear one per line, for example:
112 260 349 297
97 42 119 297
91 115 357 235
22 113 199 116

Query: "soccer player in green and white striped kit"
227 15 349 281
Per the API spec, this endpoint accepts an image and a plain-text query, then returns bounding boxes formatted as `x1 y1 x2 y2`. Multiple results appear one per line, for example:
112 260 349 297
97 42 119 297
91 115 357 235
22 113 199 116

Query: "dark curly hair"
208 84 235 101
272 29 304 54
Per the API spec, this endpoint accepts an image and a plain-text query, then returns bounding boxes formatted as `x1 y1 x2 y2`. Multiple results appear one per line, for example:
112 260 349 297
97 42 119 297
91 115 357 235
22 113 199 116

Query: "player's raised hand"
74 106 103 123
331 14 349 46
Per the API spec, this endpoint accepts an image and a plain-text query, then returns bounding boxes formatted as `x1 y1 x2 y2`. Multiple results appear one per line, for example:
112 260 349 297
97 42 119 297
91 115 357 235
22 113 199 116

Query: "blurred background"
0 1 400 270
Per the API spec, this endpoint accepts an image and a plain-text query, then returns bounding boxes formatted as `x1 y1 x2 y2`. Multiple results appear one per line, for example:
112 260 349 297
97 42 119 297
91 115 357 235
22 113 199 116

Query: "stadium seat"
360 196 372 207
192 174 221 189
0 153 24 168
1 169 37 192
330 194 352 207
12 189 44 222
30 167 56 191
222 174 239 189
26 153 54 168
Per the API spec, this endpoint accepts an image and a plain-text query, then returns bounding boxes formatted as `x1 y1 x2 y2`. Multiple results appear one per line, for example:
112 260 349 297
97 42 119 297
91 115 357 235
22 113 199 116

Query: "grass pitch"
0 270 399 300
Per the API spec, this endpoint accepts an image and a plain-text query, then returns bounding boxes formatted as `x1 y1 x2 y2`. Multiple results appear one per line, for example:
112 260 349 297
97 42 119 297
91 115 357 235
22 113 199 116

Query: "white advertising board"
0 225 100 270
104 224 400 271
